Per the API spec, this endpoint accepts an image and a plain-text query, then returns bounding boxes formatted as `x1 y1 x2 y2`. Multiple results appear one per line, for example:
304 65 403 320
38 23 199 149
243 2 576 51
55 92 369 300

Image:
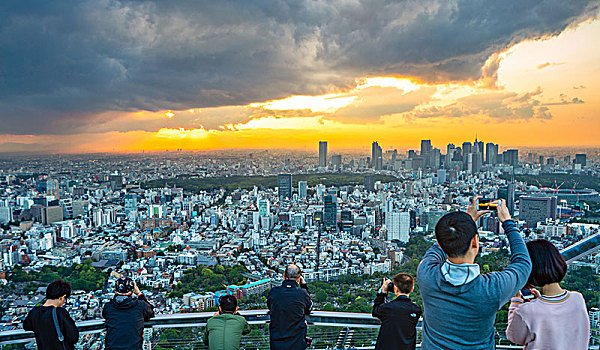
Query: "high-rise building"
319 141 328 168
371 142 383 170
386 211 410 243
42 206 63 225
0 207 12 224
575 153 587 166
462 142 472 155
520 196 557 226
421 140 432 156
331 154 342 169
298 181 307 199
503 149 519 166
46 179 60 200
474 139 484 156
485 143 498 165
109 175 123 191
124 194 137 214
340 210 353 232
498 183 516 216
278 174 292 200
364 175 375 192
258 198 270 216
323 194 337 231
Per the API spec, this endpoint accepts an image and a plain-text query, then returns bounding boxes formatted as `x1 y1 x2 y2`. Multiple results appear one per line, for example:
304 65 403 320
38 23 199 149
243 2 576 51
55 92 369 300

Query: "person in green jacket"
204 295 250 350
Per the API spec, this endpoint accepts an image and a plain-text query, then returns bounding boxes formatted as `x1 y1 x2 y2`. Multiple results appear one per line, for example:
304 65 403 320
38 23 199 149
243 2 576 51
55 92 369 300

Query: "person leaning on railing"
203 294 250 350
506 239 590 349
417 197 532 349
23 279 79 350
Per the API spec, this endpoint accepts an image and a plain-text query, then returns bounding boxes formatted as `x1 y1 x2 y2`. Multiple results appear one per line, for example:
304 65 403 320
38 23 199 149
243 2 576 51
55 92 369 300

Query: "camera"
478 198 500 211
387 281 395 293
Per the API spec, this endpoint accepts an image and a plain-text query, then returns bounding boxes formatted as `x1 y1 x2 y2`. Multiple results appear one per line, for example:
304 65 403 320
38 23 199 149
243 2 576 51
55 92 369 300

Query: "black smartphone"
521 288 534 300
478 198 499 211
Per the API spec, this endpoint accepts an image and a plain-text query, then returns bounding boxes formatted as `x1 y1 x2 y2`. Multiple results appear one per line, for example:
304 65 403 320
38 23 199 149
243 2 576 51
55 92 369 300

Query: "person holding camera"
267 264 312 350
23 279 79 350
372 273 422 350
204 295 250 350
506 239 590 349
417 197 532 349
102 277 155 350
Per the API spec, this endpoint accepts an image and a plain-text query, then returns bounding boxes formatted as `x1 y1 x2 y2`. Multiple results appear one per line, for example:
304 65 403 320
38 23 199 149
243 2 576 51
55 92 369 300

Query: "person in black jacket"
372 273 422 350
267 264 312 350
102 277 155 350
24 279 79 350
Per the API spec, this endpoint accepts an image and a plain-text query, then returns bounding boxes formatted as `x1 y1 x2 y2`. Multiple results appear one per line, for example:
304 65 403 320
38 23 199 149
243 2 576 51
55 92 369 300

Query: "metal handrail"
0 310 551 349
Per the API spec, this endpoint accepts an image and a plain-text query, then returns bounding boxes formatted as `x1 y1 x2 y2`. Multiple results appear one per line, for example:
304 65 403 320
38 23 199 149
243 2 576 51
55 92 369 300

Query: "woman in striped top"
506 239 590 349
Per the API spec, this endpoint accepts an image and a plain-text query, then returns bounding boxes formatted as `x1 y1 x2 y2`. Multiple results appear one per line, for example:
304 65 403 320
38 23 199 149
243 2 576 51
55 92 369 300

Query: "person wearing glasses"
24 279 79 349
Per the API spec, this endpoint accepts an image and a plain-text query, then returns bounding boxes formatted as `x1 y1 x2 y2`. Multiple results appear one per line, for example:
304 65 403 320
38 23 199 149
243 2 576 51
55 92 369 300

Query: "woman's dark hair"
435 212 478 258
219 295 237 313
46 279 72 300
526 239 567 286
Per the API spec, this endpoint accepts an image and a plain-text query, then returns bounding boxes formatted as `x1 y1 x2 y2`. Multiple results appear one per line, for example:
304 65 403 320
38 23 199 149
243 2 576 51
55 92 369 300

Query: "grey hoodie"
417 220 531 349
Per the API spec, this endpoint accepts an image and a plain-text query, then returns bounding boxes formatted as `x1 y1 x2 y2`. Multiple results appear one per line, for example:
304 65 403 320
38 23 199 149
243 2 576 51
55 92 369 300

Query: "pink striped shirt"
506 290 590 349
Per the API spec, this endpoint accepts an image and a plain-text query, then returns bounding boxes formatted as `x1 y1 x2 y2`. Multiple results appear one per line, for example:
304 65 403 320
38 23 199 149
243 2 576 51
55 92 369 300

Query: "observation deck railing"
0 310 543 349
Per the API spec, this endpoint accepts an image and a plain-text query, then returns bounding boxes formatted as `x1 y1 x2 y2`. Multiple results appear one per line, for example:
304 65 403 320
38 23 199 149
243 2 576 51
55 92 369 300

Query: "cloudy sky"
1 0 599 153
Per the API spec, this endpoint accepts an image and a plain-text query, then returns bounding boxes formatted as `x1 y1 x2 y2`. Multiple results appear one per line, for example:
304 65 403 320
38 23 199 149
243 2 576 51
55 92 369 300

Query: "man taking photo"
267 264 312 350
103 277 155 350
372 273 422 350
417 197 532 349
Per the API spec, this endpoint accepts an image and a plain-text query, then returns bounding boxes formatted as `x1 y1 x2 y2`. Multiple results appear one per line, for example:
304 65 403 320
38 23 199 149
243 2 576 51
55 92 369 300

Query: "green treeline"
10 260 107 292
500 173 600 192
142 173 399 192
168 264 247 298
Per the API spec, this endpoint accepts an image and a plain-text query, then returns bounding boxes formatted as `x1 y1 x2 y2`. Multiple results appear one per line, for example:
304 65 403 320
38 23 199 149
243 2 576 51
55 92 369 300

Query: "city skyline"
1 2 599 154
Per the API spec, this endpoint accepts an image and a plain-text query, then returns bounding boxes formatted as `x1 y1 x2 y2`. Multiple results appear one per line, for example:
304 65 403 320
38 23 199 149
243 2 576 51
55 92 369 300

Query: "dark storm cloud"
0 0 597 134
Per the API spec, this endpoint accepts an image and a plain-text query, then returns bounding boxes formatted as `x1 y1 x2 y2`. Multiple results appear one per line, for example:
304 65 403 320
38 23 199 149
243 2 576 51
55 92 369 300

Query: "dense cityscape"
0 140 598 348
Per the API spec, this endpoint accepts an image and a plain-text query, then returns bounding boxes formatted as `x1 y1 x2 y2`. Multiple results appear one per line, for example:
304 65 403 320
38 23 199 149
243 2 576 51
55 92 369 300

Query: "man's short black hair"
284 264 302 280
46 279 71 300
219 295 237 313
526 239 567 287
435 211 478 258
393 273 414 294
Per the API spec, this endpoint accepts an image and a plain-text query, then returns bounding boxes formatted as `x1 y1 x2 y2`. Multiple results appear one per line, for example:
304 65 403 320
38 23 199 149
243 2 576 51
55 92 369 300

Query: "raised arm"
491 200 532 308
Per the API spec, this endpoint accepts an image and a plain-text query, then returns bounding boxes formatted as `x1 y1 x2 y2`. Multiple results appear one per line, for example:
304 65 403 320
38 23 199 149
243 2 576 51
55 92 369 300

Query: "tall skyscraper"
371 142 383 170
503 149 519 166
323 194 337 231
462 141 472 155
485 142 498 165
298 181 307 199
420 140 432 155
278 174 292 200
319 141 328 167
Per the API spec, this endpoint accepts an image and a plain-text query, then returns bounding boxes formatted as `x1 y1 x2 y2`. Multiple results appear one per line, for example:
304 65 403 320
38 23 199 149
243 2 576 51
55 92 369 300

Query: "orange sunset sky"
0 2 598 154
